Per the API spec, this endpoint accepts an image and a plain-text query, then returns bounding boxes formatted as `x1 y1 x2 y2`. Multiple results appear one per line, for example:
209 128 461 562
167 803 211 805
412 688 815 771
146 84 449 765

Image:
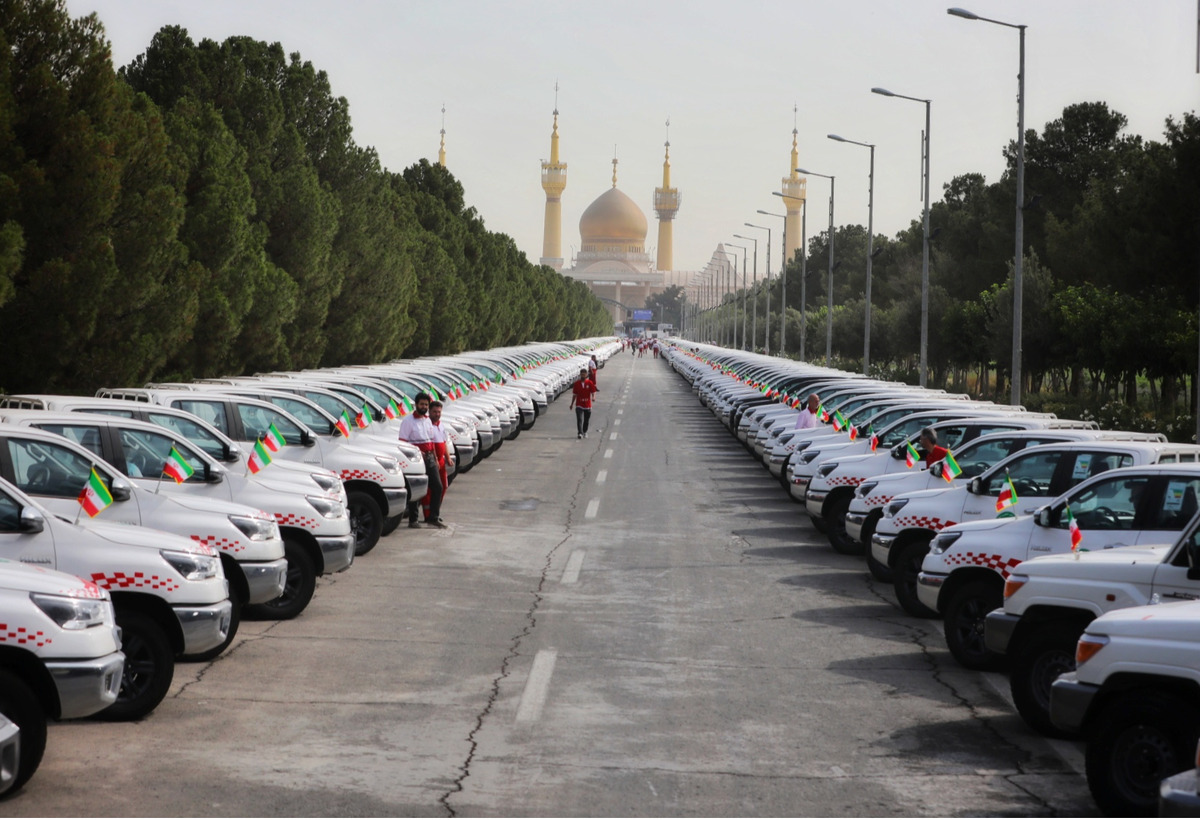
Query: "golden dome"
579 186 648 245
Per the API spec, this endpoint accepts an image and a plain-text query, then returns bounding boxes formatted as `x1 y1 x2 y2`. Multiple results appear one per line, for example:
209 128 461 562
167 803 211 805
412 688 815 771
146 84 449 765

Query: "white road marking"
617 409 624 415
515 650 558 723
596 470 607 484
604 449 613 459
585 498 600 519
561 550 586 584
831 766 847 777
613 419 621 426
610 432 618 441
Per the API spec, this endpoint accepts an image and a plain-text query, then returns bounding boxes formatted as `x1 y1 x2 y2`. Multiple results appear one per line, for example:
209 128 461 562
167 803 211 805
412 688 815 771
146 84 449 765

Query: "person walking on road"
421 400 450 524
794 393 821 430
569 368 598 439
398 392 447 528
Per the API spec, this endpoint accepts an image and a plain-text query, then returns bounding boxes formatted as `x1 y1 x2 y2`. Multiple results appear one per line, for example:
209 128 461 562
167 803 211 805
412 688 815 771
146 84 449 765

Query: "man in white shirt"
794 393 822 430
398 392 447 529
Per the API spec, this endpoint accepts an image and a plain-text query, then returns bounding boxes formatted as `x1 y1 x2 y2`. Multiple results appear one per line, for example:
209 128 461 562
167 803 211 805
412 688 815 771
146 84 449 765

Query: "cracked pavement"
7 352 1097 816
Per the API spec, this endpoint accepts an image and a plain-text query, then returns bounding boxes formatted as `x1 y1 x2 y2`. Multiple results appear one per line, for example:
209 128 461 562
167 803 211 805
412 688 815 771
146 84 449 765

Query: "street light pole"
746 222 772 354
873 86 931 387
828 134 876 375
949 7 1027 405
733 233 759 351
758 209 788 355
728 243 748 350
796 168 836 367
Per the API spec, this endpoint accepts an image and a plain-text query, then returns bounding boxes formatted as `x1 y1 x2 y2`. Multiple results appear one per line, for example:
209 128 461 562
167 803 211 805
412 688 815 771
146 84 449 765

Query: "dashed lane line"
514 650 558 723
561 550 586 584
585 498 600 519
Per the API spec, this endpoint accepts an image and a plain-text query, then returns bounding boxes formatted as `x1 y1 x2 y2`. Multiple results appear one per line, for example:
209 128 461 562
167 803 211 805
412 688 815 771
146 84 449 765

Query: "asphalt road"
9 351 1097 816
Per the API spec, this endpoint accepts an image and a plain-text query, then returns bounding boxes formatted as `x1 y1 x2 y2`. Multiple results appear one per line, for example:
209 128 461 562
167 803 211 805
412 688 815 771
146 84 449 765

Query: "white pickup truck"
0 477 230 721
917 460 1200 670
985 510 1200 737
873 440 1189 618
0 559 124 793
1049 598 1200 817
0 423 284 662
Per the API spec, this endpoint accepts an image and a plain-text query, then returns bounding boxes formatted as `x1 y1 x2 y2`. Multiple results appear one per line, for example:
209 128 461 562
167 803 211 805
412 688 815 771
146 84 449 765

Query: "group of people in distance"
397 392 449 529
794 392 949 467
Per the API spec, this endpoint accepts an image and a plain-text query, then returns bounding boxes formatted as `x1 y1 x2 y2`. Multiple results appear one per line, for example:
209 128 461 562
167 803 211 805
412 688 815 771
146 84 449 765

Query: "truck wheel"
943 581 1005 670
179 582 242 662
347 491 383 556
245 539 315 621
893 540 938 619
1010 624 1083 737
380 515 402 537
0 669 46 794
98 611 173 721
825 496 863 556
1086 693 1200 817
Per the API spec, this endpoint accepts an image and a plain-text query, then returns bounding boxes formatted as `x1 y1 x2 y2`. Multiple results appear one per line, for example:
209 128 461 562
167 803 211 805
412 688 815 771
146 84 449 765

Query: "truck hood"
944 515 1024 535
71 517 214 555
159 492 271 520
1019 544 1172 582
1086 599 1200 641
0 557 107 597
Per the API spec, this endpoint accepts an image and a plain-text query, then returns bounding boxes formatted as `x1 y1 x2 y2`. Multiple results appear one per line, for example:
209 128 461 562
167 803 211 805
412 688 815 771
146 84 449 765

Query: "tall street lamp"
796 168 836 367
775 190 809 361
949 7 1026 405
828 134 876 375
727 243 748 350
758 209 788 355
733 233 759 351
745 222 772 354
873 85 931 387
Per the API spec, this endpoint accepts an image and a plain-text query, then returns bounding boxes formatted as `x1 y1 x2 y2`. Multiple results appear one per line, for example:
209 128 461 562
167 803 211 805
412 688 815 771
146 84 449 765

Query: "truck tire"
1086 692 1200 817
99 611 173 721
245 539 315 621
179 582 242 662
1009 623 1082 737
347 490 383 556
0 669 46 794
380 515 402 537
943 581 1005 670
825 495 863 556
893 539 939 619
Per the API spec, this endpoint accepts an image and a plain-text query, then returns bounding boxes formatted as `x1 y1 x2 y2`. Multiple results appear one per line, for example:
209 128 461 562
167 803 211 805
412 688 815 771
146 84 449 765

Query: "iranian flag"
383 398 399 420
941 451 963 482
848 424 859 442
1067 505 1083 552
869 426 879 453
247 439 273 474
996 473 1019 513
77 468 114 517
335 410 352 438
819 405 830 423
398 395 414 417
162 447 195 484
355 404 371 429
832 410 848 432
263 423 286 452
905 441 921 468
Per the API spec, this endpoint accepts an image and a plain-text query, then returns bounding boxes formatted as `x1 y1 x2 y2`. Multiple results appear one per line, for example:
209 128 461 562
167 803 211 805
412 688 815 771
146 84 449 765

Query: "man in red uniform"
398 392 446 528
569 368 598 439
421 400 450 524
919 427 949 468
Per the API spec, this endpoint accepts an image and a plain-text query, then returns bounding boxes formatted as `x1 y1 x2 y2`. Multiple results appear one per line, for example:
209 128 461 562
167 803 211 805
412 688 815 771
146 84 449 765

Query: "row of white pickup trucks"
668 342 1200 817
0 339 618 798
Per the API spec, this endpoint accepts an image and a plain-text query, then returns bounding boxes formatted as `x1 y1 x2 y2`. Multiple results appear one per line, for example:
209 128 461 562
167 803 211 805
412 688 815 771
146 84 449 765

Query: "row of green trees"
0 0 611 394
697 102 1200 419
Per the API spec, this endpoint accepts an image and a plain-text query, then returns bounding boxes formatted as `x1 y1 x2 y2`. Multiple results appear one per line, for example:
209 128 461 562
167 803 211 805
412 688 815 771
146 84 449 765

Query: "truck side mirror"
110 477 132 502
300 429 315 447
968 477 981 495
1036 506 1051 527
206 464 225 485
19 505 44 534
224 443 241 462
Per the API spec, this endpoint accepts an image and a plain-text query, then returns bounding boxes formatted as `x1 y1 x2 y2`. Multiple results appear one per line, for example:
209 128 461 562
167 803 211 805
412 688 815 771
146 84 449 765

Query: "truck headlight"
30 593 112 630
375 456 402 475
161 549 220 580
1003 574 1029 599
817 463 839 478
306 495 347 519
229 514 281 542
800 450 822 464
885 498 909 517
858 481 878 498
309 473 341 494
929 531 963 555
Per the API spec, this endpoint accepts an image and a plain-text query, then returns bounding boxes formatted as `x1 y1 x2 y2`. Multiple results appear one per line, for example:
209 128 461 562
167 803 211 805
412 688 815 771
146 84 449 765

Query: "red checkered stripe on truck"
826 476 864 488
941 551 1023 578
894 515 957 531
191 535 245 554
864 494 894 507
0 624 50 648
340 469 385 483
90 571 181 593
274 512 318 529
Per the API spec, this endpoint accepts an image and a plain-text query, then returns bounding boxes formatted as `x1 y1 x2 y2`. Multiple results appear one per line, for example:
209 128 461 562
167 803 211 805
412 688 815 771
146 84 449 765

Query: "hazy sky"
67 0 1200 276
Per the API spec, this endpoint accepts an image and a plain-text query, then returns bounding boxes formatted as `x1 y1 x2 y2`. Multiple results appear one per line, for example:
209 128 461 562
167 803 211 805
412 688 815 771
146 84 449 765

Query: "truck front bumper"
916 571 947 612
47 650 125 718
1160 767 1200 816
1049 672 1097 734
384 486 409 519
405 474 429 506
805 490 827 519
317 533 356 574
845 511 867 544
984 610 1021 655
241 558 289 605
174 599 234 656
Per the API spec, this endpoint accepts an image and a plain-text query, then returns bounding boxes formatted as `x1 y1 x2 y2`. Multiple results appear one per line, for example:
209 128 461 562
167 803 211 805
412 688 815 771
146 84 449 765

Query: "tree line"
0 0 612 395
698 101 1200 426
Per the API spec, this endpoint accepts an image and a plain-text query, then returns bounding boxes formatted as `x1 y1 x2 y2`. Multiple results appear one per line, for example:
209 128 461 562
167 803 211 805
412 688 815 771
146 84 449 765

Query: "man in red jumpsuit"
421 400 450 524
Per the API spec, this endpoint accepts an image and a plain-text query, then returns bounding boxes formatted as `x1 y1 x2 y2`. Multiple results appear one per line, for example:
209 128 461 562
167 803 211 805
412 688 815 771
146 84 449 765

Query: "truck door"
969 449 1064 519
1031 473 1152 556
0 435 141 526
0 483 56 568
1152 510 1200 603
113 426 225 502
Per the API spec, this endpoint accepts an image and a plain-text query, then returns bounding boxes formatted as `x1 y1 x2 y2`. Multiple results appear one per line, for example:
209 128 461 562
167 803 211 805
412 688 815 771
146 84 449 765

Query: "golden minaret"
539 94 567 271
780 109 806 265
653 118 681 272
437 104 446 167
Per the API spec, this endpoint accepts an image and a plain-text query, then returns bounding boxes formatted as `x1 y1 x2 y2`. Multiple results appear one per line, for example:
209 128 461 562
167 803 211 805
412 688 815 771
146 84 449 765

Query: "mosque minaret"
437 104 447 168
539 104 567 271
653 120 681 272
780 117 806 265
